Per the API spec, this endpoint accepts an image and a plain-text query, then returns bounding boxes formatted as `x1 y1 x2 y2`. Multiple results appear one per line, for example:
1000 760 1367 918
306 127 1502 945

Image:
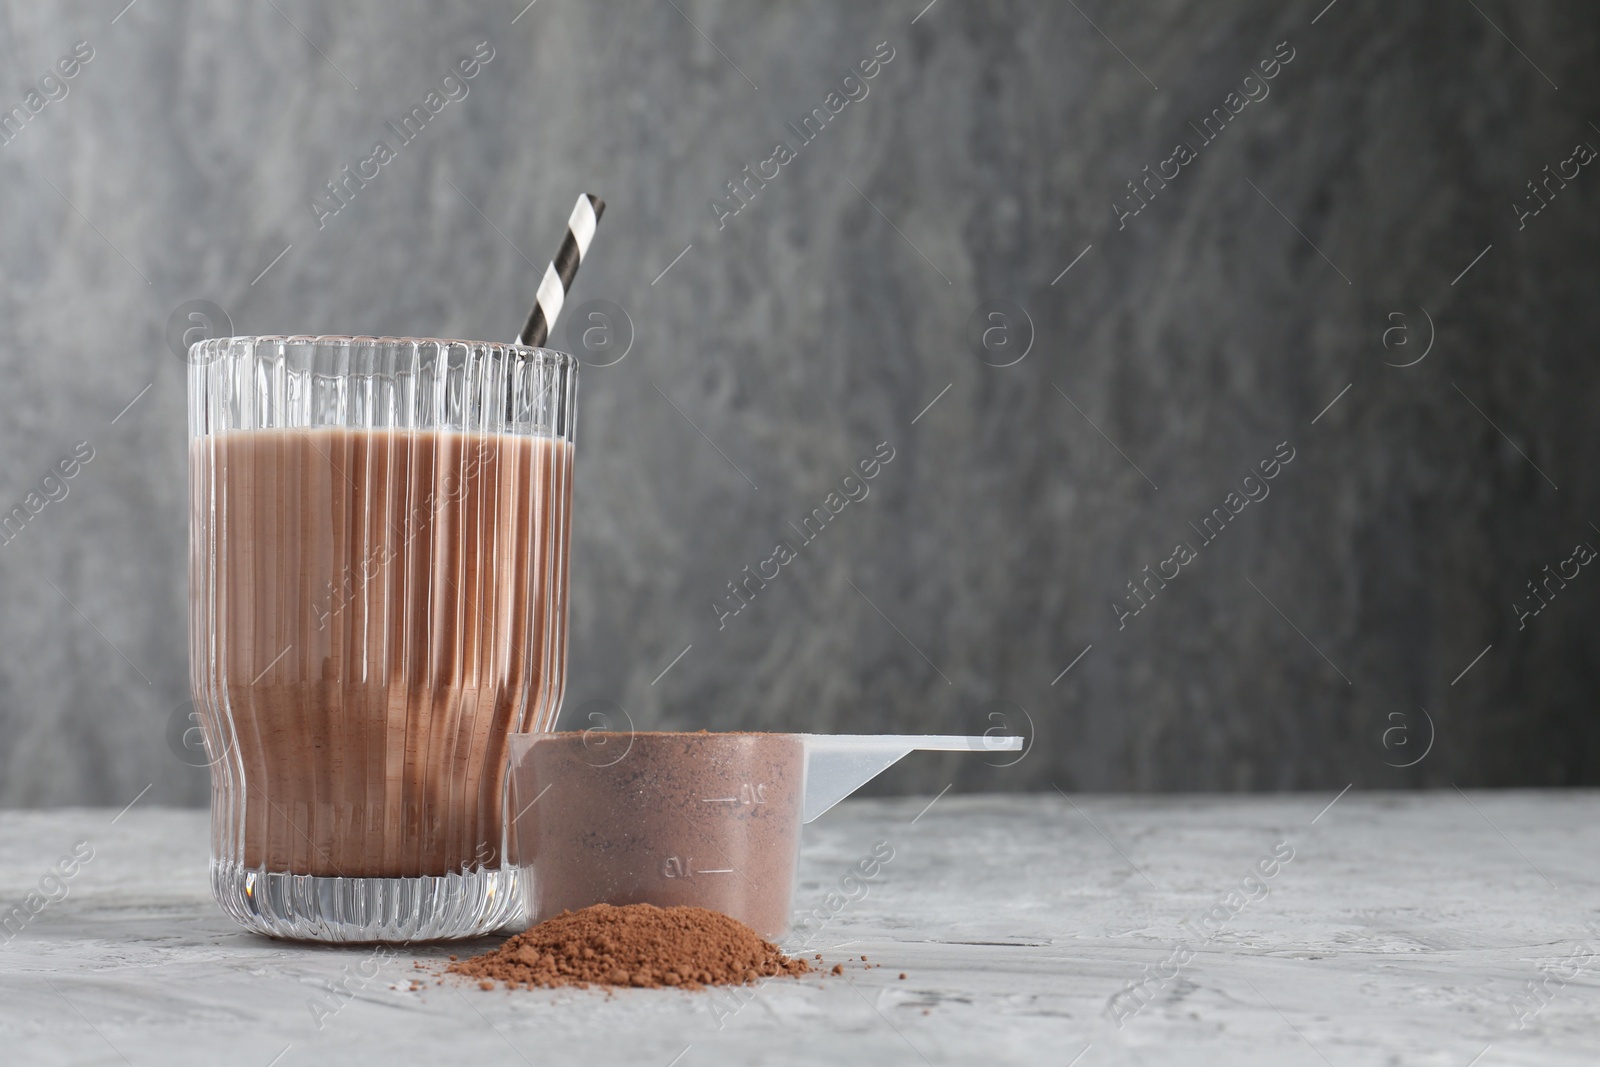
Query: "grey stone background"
0 0 1595 807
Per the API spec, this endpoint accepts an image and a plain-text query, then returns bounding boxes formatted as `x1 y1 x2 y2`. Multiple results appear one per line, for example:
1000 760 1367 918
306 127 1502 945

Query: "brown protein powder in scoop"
514 732 804 939
448 903 811 990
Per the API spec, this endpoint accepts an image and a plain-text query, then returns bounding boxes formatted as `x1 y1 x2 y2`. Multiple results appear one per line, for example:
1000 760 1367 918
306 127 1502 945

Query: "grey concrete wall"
0 1 1596 807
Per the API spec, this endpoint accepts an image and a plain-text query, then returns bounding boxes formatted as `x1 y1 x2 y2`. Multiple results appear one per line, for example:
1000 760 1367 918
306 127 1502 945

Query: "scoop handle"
798 734 1024 824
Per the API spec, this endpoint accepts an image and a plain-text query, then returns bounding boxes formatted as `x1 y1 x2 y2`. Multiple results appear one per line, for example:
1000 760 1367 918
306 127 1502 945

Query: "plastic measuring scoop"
505 731 1023 939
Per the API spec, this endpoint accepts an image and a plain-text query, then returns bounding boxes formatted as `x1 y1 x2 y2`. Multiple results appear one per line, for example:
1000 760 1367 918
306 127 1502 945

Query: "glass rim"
190 334 576 363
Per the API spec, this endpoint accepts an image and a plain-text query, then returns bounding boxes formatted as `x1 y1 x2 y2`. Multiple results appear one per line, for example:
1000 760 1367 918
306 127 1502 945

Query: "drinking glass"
188 336 575 941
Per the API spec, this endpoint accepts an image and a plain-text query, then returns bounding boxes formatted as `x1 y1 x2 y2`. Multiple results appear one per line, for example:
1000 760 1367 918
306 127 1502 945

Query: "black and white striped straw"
516 193 605 348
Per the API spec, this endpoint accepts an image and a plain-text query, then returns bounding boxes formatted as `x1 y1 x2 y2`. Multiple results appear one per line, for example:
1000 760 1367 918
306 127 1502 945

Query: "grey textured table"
1 792 1596 1066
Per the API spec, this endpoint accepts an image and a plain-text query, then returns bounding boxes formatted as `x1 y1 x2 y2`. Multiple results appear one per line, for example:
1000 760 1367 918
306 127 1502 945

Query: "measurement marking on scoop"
701 783 766 804
662 856 736 878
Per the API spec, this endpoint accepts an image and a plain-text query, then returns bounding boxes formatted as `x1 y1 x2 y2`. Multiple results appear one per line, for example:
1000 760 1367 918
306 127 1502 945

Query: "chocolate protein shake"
191 428 572 879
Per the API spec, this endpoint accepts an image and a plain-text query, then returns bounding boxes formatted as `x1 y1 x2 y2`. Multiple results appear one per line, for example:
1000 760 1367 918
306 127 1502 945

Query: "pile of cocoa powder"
448 903 811 990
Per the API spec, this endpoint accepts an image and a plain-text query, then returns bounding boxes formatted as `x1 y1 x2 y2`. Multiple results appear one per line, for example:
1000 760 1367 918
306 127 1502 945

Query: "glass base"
211 859 525 942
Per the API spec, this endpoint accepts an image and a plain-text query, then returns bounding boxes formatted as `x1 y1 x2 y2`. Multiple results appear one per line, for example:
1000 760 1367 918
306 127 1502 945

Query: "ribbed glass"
187 336 576 941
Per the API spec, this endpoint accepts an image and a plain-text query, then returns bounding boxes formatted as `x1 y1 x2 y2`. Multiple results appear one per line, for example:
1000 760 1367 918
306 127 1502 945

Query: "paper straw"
517 193 605 347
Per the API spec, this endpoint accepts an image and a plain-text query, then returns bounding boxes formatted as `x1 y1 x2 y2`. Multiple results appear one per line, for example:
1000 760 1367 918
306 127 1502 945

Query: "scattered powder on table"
448 903 811 991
